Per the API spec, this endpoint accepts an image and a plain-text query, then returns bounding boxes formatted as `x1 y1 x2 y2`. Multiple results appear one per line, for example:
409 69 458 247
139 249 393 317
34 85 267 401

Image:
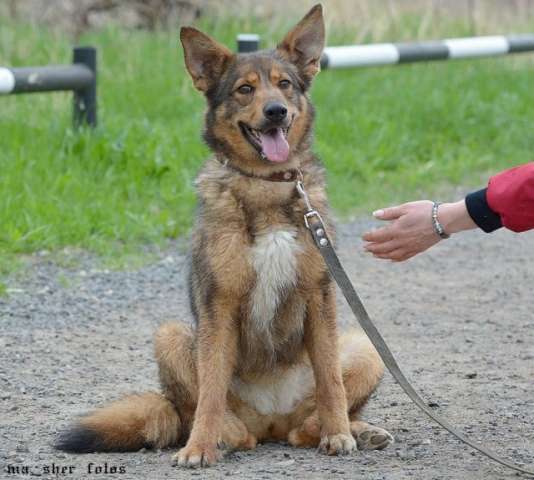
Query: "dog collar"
217 158 301 183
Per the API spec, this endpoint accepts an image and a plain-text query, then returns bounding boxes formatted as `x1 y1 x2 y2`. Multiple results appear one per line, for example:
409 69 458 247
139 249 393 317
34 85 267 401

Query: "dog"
55 4 393 467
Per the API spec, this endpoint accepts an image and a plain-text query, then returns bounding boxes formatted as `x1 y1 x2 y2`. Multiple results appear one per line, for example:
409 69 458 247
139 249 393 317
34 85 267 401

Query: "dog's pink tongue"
259 128 289 163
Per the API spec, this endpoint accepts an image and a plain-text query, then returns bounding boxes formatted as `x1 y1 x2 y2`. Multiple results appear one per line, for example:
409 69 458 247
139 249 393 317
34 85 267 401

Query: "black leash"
296 180 534 477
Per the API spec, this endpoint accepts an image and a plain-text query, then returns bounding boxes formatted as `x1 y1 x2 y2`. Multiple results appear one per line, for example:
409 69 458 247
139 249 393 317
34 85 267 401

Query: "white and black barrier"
237 34 261 53
0 46 97 127
236 34 534 68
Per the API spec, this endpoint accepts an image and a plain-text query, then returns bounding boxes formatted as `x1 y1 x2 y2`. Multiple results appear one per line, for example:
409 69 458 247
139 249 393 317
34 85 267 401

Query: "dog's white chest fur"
232 365 314 415
248 227 301 333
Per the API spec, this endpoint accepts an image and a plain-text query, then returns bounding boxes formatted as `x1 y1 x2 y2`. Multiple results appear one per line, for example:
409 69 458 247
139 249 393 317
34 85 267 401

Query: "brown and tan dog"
55 4 393 467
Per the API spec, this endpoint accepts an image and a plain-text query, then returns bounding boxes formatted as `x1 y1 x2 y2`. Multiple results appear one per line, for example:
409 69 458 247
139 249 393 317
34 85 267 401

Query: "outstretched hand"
363 199 476 261
362 201 441 262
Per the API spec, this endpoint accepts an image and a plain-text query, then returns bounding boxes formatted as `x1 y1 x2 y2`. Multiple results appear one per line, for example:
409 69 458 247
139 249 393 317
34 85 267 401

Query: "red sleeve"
486 162 534 232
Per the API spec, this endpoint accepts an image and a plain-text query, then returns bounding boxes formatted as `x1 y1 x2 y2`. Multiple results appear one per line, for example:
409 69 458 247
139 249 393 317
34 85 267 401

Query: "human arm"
363 162 534 262
362 200 477 262
485 162 534 232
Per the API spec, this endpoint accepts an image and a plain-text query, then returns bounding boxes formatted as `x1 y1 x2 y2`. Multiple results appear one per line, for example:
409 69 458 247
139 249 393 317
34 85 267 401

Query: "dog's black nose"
263 102 287 122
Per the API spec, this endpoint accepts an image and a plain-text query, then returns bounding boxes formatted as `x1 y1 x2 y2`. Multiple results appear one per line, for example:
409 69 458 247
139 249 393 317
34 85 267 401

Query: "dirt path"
1 219 533 480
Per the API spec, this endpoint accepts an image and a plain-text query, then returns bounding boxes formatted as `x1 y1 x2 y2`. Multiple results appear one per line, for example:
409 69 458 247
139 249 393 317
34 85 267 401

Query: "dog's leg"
303 283 356 455
220 409 258 451
287 411 321 448
288 412 393 452
340 330 394 451
288 330 393 451
170 302 239 468
156 321 254 466
155 322 199 434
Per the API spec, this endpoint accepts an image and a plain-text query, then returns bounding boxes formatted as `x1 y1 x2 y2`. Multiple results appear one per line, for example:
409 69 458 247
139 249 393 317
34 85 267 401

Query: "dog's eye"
237 84 254 95
279 79 291 89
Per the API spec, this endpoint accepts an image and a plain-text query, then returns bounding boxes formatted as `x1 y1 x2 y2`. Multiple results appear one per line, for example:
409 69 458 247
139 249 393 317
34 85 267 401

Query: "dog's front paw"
172 442 222 468
318 433 357 456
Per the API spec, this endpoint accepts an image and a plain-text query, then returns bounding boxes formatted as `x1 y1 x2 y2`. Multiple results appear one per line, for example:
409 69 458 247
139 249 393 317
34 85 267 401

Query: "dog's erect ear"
277 4 325 85
180 27 234 93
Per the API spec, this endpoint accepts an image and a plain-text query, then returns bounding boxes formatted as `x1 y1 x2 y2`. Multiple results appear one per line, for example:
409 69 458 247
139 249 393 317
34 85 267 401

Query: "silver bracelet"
432 202 450 239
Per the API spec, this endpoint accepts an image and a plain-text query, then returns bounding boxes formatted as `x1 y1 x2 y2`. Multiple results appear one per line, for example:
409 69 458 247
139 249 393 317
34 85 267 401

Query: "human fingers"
372 248 410 262
390 250 418 262
372 205 406 221
364 239 404 255
362 226 395 243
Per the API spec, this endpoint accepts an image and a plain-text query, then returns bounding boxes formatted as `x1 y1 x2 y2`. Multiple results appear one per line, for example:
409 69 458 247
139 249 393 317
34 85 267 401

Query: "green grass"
1 15 533 273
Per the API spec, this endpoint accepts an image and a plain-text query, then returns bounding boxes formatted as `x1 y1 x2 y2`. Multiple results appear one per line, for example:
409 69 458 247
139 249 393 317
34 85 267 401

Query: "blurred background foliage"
0 0 533 269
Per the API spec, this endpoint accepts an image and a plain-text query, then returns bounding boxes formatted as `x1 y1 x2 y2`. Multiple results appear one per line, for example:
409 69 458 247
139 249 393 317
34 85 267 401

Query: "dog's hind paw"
351 423 394 451
318 433 356 456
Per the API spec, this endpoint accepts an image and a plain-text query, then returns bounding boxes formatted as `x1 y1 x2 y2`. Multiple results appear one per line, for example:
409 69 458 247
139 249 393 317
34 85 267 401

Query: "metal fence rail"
321 34 534 68
0 46 97 127
236 33 534 68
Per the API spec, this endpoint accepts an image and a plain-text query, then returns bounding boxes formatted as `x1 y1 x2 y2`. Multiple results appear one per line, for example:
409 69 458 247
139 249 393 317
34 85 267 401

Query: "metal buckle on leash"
303 210 323 229
296 180 325 229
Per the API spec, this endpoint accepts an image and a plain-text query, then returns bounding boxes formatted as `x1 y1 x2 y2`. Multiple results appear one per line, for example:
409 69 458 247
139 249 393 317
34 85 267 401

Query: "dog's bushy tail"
55 392 180 452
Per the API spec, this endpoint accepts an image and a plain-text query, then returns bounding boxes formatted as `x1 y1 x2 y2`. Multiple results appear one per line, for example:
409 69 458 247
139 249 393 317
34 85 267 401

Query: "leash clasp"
295 181 311 210
296 180 324 230
303 210 324 230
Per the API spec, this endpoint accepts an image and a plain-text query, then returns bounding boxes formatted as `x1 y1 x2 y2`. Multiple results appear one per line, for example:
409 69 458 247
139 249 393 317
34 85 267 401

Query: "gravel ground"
1 219 533 480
